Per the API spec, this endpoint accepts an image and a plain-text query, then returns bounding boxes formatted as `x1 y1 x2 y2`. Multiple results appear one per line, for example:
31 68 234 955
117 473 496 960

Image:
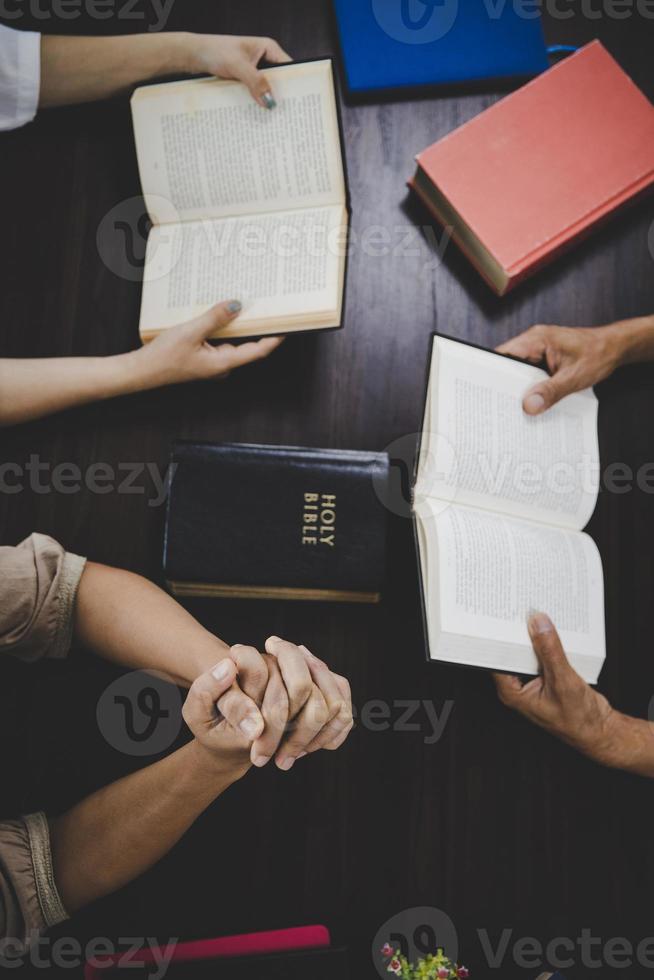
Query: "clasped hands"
183 636 353 778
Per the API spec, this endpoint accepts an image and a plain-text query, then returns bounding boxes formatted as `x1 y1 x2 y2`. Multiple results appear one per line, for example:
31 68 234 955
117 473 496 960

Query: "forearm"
50 740 247 911
40 33 194 107
0 349 158 427
75 562 230 686
604 314 654 368
585 710 654 778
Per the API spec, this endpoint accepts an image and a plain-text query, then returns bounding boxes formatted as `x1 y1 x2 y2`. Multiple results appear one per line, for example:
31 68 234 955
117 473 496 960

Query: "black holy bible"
164 442 389 603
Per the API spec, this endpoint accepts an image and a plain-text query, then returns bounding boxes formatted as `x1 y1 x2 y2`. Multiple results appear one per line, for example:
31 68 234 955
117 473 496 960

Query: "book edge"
167 581 380 603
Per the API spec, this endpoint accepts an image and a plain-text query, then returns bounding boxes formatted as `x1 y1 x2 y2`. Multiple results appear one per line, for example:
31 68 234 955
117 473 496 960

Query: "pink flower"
456 968 469 978
437 969 450 979
388 957 402 975
381 944 394 958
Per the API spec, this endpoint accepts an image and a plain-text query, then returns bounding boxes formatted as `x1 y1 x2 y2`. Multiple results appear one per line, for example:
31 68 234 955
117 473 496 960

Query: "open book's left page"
131 59 345 225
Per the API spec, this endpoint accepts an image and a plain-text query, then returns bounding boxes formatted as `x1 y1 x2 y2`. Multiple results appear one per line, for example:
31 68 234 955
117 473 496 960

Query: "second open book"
415 336 605 683
131 59 348 341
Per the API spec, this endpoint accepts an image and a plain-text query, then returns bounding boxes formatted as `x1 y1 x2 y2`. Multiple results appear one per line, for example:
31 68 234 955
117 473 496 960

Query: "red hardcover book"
409 41 654 295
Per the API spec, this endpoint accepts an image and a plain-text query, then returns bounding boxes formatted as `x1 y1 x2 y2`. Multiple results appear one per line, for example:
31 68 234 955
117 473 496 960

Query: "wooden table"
1 2 653 977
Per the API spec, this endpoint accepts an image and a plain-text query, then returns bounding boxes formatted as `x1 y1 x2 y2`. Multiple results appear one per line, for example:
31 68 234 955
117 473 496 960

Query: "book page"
418 499 605 681
139 205 346 336
416 336 599 531
131 60 345 224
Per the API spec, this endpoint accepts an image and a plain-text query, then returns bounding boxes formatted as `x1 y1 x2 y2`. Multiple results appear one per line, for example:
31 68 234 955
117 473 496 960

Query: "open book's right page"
416 495 605 680
415 336 599 530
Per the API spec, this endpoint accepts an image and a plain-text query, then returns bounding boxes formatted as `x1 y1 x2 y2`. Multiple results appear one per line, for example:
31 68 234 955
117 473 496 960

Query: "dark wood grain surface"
1 2 654 977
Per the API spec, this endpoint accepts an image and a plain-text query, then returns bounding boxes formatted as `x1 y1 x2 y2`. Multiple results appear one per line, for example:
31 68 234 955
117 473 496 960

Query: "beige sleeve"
0 25 40 132
0 813 68 952
0 533 86 663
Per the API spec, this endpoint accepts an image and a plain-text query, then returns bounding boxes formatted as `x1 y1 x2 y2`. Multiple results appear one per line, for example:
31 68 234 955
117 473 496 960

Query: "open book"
414 335 605 683
131 59 348 341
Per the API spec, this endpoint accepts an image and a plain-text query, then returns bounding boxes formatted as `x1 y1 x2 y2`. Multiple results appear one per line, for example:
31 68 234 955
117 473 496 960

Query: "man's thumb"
522 370 574 415
527 612 572 685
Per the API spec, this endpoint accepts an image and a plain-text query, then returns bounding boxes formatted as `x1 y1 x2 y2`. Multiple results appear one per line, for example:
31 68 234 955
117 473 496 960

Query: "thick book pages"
409 42 654 294
333 0 548 96
131 60 348 340
414 336 605 683
164 442 389 603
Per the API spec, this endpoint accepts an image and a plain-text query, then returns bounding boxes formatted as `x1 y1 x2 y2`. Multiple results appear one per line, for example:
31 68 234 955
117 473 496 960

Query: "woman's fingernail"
252 753 271 768
262 92 276 109
297 751 308 759
226 300 242 315
277 756 295 771
528 612 553 636
240 716 261 739
524 392 545 414
211 660 232 682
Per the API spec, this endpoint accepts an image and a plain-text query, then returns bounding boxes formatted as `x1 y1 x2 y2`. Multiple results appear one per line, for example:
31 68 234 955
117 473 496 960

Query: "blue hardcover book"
332 0 549 96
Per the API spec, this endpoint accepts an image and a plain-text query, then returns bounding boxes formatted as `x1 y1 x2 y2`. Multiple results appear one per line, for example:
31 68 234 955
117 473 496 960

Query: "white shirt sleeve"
0 24 40 132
